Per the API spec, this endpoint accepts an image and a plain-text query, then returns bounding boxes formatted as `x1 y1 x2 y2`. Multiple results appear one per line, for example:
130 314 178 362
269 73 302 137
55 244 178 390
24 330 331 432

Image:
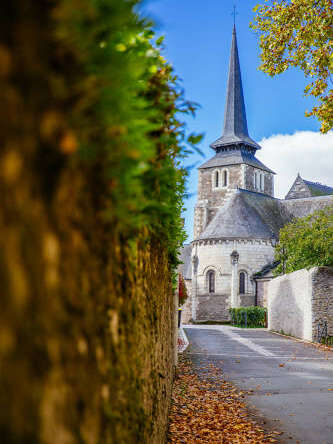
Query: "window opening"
208 270 215 293
239 272 246 294
223 170 227 187
215 171 219 188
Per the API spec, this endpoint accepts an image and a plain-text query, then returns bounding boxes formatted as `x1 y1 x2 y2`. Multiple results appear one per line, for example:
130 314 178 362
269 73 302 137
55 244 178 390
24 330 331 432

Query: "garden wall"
267 267 333 341
0 1 177 443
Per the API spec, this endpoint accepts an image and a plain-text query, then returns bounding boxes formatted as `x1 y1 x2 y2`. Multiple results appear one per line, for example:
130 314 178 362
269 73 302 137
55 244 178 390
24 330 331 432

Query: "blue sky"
142 0 332 242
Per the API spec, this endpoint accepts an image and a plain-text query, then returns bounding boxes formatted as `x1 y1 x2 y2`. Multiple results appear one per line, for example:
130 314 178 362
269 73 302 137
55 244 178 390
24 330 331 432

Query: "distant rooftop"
285 174 333 200
303 179 333 197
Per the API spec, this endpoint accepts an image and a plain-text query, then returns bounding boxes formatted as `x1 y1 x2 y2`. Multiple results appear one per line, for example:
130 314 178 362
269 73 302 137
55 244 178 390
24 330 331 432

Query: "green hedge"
229 307 267 328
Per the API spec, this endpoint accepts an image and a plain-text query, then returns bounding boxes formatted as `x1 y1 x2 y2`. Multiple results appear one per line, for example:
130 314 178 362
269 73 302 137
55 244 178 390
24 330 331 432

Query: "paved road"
184 325 333 444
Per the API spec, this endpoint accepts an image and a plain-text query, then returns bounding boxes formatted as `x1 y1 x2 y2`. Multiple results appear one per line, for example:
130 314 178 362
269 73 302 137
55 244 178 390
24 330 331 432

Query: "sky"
142 0 333 241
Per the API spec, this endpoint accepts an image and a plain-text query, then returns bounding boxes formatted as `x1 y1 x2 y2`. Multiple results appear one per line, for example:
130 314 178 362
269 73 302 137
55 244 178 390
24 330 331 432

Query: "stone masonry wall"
311 267 333 340
244 165 274 197
198 165 242 203
268 267 333 341
0 3 176 442
197 294 230 321
256 279 271 307
240 294 255 307
193 240 275 321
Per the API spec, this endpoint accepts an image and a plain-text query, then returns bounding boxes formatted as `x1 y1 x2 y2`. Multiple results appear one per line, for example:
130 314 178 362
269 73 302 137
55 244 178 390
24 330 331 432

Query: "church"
179 26 333 323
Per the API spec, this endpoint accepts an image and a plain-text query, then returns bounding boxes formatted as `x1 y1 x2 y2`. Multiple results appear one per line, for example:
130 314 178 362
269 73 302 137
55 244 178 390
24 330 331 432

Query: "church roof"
210 26 261 152
198 189 290 241
198 148 275 173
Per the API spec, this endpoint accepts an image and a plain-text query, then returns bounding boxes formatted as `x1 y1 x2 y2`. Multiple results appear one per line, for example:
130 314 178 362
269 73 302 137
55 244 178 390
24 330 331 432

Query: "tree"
274 204 333 274
251 0 333 133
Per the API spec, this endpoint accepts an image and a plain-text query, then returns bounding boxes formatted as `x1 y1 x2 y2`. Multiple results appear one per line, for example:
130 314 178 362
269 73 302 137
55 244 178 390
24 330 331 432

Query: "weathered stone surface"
240 294 255 307
311 267 333 340
196 294 230 321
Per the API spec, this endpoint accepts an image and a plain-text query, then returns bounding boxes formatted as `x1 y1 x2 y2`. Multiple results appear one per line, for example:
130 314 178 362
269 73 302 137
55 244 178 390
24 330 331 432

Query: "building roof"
198 189 290 241
199 148 275 173
285 174 333 200
303 179 333 196
281 194 333 219
178 243 192 280
210 26 261 152
253 261 280 279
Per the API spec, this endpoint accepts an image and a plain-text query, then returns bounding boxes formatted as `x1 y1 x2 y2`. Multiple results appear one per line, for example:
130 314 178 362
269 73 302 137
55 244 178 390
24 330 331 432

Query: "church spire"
210 26 260 152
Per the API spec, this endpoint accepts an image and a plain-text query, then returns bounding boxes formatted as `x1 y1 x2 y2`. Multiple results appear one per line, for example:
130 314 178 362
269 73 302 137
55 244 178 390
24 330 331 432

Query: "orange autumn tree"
251 0 333 133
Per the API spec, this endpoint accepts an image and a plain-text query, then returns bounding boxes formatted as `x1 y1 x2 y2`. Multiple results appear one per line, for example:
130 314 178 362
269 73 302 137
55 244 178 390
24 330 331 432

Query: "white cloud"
257 131 333 199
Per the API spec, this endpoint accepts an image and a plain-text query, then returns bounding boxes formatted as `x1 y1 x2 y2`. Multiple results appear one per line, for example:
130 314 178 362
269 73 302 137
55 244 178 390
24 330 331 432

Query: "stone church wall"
197 294 230 320
244 164 274 197
194 240 275 321
198 165 242 204
267 267 333 341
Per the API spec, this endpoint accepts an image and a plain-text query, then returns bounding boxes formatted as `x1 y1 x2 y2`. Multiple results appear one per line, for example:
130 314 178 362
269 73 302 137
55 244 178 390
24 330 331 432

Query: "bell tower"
194 26 275 239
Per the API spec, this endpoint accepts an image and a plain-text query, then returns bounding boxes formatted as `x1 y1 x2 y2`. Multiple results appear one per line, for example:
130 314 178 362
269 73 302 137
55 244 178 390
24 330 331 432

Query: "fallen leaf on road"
168 357 280 443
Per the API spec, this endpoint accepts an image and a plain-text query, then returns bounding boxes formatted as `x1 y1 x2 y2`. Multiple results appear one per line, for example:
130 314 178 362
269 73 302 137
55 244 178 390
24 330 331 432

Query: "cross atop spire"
231 5 238 25
210 26 261 152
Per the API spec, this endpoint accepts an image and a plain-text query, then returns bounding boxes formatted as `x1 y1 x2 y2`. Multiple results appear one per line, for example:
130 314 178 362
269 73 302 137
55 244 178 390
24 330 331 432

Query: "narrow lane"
184 325 333 444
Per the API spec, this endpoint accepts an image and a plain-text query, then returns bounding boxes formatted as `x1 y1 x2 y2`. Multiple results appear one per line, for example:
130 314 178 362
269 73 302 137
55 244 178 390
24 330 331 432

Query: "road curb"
178 327 189 353
270 330 333 353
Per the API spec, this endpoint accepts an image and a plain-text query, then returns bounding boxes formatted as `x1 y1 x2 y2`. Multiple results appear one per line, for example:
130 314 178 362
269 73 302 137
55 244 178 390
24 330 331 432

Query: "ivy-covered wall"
0 1 197 443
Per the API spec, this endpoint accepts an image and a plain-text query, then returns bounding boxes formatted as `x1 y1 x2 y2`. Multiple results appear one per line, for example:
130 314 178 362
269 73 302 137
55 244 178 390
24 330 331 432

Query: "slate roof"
198 189 290 241
210 26 261 152
178 243 192 280
199 148 275 173
303 179 333 197
253 261 280 279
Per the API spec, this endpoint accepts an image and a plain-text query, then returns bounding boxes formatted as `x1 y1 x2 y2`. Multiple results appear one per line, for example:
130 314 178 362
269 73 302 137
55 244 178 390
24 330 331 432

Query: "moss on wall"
0 163 175 443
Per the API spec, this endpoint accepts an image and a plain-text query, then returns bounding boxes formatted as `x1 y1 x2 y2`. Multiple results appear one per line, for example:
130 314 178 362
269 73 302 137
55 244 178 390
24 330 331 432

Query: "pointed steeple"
210 26 260 151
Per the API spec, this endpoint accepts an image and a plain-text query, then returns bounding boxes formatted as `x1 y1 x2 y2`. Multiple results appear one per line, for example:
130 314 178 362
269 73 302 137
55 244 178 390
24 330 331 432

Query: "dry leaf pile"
168 357 280 443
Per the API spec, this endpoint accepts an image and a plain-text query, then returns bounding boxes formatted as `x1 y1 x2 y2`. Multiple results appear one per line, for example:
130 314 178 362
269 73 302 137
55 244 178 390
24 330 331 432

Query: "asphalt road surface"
184 325 333 444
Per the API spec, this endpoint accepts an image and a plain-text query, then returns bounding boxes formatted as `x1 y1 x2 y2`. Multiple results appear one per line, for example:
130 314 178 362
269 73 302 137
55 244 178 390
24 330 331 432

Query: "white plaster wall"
268 269 313 340
195 240 275 296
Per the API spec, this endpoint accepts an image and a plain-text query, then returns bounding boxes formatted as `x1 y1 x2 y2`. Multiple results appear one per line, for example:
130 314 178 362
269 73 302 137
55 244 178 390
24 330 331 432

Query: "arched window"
215 171 219 188
223 170 228 187
207 270 215 293
239 271 246 294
